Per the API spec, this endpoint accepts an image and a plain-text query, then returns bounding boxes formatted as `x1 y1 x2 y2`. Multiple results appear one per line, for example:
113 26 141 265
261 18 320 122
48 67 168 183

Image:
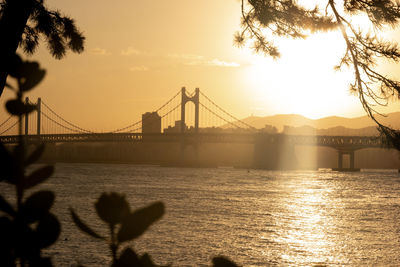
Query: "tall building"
142 112 161 133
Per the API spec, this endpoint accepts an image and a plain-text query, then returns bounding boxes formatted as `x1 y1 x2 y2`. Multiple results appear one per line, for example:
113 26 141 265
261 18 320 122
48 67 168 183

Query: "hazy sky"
3 0 400 131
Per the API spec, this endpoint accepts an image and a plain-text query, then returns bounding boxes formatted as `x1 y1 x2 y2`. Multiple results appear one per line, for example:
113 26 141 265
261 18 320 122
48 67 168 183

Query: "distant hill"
242 112 400 131
282 125 379 136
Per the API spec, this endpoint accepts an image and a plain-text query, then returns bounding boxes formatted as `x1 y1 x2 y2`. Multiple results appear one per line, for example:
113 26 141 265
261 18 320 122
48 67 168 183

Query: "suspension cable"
41 101 93 133
8 89 253 134
161 102 181 119
111 120 142 133
155 89 181 112
41 112 85 133
109 89 182 133
40 89 182 134
0 120 18 135
0 114 13 128
199 103 241 129
200 91 255 129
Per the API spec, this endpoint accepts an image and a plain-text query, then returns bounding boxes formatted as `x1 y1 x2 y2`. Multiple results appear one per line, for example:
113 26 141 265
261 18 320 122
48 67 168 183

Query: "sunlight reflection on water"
1 164 400 266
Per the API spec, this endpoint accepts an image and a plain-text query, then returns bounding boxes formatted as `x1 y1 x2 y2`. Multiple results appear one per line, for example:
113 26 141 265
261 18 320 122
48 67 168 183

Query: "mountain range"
241 112 400 131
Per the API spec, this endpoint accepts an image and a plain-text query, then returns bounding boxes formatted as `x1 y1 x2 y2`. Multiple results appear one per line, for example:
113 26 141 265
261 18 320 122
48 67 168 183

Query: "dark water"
1 163 400 266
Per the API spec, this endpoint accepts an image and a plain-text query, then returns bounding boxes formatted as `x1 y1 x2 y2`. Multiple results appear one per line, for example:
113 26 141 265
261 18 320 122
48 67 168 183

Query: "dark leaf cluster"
0 134 57 264
6 54 46 93
236 0 336 57
0 54 59 266
0 0 85 96
5 54 45 116
25 2 84 58
0 189 59 267
344 0 400 26
0 0 85 58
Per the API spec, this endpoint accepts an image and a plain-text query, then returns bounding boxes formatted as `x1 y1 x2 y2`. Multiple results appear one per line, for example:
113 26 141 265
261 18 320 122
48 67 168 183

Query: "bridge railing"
0 133 386 150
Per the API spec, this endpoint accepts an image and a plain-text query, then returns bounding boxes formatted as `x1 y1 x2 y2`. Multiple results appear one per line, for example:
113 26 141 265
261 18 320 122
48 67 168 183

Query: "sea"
1 163 400 266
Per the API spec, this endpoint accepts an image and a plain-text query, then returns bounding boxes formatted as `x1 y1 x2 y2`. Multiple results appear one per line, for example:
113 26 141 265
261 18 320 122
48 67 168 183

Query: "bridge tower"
24 97 41 136
180 87 199 133
180 87 200 164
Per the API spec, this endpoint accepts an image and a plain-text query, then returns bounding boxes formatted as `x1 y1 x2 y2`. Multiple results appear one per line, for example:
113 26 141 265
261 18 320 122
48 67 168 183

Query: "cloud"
129 66 149 72
167 54 241 68
167 53 204 60
121 47 146 56
206 59 240 67
250 107 266 111
167 53 239 67
90 48 109 55
185 58 240 67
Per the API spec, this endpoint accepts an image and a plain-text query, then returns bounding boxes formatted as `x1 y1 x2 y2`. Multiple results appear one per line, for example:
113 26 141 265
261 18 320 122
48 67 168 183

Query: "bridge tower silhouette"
24 97 41 135
180 87 199 133
179 87 200 164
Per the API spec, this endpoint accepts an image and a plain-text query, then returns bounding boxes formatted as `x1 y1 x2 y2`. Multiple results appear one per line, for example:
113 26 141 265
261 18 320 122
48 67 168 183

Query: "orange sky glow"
2 0 400 131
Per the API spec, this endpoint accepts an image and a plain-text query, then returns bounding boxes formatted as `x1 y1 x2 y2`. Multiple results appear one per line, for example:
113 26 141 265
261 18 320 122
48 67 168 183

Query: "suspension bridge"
0 87 387 170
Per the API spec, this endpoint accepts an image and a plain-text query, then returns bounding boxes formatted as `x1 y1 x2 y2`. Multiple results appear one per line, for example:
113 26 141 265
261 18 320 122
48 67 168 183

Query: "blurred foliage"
0 54 58 266
0 0 85 58
0 0 85 96
70 192 167 267
71 193 239 267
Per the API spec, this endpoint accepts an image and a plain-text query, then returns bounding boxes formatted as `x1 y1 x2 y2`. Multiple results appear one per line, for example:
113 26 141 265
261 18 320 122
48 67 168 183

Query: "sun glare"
242 30 359 118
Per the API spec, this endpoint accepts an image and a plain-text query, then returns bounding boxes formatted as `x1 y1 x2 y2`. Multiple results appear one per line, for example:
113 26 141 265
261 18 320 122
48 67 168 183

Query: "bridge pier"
350 150 355 169
252 134 298 170
334 149 359 172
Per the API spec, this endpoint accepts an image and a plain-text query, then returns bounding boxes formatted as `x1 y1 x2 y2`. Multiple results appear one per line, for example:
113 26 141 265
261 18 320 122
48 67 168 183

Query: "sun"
241 31 361 119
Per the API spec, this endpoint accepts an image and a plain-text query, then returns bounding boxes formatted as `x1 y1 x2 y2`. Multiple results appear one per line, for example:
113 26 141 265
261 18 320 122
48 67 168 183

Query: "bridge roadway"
0 133 385 150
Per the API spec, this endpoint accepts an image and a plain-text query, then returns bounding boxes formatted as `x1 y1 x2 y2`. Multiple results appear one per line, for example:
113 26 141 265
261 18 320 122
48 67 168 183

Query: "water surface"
1 164 400 266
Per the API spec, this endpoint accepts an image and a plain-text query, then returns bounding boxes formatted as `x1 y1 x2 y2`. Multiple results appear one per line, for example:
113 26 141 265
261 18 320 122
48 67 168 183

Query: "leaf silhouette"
70 208 104 240
9 60 46 92
114 247 140 267
140 253 160 267
7 54 23 78
95 192 130 226
19 64 46 92
15 220 38 257
24 165 54 189
0 217 14 260
6 99 36 116
212 257 239 267
35 213 60 248
21 190 55 223
0 195 16 216
117 202 164 242
29 257 53 267
0 143 15 183
25 143 45 166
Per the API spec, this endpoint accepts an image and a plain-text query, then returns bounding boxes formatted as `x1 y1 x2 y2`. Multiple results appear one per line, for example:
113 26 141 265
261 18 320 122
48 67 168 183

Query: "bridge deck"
0 133 386 150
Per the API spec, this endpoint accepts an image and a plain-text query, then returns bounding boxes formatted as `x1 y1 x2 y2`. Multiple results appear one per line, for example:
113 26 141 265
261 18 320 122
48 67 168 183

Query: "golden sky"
3 0 400 131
